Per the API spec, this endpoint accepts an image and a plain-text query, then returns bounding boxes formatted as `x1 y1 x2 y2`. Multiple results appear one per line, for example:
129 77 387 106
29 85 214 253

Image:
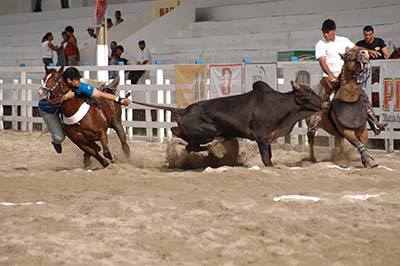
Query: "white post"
126 79 133 140
145 79 153 141
0 80 3 130
165 79 172 140
20 70 27 131
119 69 126 133
12 79 19 130
27 79 33 132
156 69 164 143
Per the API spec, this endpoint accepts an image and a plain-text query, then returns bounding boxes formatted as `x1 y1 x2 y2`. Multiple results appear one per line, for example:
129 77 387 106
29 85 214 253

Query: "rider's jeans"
39 110 65 145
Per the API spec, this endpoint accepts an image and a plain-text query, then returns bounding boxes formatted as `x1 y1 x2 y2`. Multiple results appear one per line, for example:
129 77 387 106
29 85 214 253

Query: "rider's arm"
91 89 131 106
318 57 337 82
60 90 74 103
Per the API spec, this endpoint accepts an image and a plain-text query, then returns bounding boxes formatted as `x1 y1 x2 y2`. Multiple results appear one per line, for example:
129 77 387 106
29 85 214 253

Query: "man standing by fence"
128 40 152 84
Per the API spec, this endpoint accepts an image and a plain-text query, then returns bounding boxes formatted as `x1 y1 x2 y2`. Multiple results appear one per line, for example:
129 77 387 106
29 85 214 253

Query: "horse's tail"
131 100 183 115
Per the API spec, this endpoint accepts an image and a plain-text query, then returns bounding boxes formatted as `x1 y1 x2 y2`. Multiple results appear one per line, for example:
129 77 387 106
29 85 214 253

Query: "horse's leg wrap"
355 141 371 168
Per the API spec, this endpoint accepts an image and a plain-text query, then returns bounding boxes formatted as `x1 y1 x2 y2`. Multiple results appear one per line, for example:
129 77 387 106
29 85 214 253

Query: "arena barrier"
0 60 399 151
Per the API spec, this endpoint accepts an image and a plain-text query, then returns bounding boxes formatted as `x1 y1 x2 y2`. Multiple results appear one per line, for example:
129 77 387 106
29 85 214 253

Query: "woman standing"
41 32 60 66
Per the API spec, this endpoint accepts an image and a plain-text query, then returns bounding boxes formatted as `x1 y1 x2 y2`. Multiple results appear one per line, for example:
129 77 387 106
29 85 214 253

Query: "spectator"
356 25 389 60
34 0 69 12
107 18 113 29
115 10 124 26
64 26 79 66
110 41 117 59
60 0 69 8
87 27 97 39
110 45 128 78
41 32 61 66
56 31 69 66
128 40 152 84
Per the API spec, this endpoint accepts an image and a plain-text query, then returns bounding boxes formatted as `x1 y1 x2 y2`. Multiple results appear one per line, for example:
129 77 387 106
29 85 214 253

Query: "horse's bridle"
342 51 370 85
38 73 67 100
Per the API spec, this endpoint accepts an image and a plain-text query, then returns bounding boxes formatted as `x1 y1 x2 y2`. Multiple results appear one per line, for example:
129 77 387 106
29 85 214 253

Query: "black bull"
132 81 323 166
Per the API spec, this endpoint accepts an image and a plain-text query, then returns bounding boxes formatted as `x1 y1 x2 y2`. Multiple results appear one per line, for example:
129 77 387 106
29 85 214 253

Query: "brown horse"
41 67 130 168
307 50 374 167
389 44 400 59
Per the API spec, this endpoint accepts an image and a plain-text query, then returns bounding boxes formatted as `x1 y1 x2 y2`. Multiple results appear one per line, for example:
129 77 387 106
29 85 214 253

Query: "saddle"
330 95 368 129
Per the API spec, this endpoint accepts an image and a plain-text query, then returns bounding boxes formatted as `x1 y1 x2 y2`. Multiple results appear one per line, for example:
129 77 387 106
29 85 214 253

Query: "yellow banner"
175 65 206 108
154 0 184 18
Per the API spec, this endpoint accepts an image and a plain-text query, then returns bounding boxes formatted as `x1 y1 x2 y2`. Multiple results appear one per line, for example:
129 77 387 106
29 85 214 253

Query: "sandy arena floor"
1 131 400 266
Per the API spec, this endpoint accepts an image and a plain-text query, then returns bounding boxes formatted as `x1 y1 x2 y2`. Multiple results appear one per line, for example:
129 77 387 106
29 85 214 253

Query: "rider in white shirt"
314 19 386 135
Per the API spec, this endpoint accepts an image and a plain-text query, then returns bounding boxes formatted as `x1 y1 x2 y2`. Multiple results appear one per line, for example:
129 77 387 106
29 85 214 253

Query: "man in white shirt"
314 19 386 135
128 40 152 84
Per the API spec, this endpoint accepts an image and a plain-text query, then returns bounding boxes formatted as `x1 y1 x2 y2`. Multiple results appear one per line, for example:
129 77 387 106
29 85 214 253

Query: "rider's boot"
366 107 387 136
52 142 62 154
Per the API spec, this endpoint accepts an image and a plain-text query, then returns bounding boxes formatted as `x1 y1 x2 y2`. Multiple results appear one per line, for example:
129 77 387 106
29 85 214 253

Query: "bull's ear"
44 65 50 74
291 81 301 91
339 53 345 60
58 66 64 74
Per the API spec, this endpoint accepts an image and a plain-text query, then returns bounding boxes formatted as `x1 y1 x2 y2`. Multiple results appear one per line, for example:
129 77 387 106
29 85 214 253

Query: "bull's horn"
291 81 301 90
393 44 397 50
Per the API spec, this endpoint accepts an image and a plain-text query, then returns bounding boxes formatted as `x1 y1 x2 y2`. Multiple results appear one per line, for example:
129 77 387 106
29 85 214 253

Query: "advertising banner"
209 64 243 99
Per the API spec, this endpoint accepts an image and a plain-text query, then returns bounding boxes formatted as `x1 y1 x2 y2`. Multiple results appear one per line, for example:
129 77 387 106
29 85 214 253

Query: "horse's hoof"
83 155 92 168
104 152 113 161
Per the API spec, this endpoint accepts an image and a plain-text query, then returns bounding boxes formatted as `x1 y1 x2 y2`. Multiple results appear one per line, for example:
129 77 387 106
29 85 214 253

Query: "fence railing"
0 61 399 151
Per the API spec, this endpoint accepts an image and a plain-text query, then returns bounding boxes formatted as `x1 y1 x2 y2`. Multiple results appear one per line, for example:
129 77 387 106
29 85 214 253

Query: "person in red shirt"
64 26 79 66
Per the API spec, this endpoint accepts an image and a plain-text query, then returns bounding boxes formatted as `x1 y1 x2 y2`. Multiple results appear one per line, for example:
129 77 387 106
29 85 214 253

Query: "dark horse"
41 67 130 167
307 50 374 167
389 44 400 59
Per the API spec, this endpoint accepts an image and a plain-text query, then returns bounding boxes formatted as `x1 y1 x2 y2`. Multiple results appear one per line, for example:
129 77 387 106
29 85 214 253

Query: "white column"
96 25 108 82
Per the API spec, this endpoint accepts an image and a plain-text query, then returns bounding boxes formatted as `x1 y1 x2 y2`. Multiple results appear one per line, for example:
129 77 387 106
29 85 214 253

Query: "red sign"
383 78 400 112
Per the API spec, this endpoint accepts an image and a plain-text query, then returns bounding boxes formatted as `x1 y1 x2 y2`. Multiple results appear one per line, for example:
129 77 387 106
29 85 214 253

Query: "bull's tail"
130 100 183 114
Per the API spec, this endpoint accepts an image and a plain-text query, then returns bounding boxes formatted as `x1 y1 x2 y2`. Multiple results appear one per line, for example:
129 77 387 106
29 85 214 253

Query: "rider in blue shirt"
39 67 131 154
60 67 131 105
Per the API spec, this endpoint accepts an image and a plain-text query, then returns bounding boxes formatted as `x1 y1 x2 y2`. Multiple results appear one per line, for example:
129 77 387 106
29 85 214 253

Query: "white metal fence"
0 61 399 151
